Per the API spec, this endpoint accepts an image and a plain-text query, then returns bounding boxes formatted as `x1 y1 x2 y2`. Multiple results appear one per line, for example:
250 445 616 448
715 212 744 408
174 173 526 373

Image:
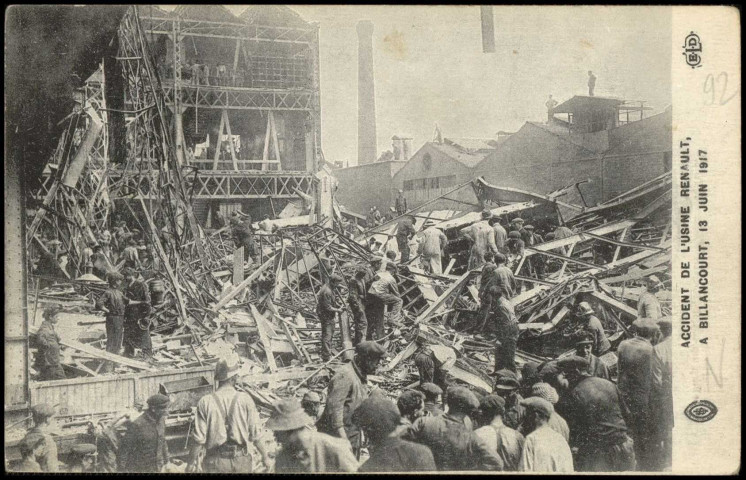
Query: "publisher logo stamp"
684 400 718 423
683 31 703 68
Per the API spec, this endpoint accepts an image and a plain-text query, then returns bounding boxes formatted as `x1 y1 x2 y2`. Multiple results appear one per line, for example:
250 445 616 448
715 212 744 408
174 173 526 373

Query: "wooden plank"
60 339 155 371
239 367 309 385
233 247 244 286
212 255 276 311
213 110 226 170
412 270 472 325
381 340 417 373
250 305 277 372
589 291 638 318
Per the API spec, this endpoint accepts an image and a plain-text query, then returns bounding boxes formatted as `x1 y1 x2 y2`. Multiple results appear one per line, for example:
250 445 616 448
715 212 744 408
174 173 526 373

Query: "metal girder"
140 16 316 45
161 84 315 111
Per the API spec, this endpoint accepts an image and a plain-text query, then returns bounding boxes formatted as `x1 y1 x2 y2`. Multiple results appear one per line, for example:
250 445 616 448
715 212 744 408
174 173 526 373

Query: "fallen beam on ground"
60 339 155 371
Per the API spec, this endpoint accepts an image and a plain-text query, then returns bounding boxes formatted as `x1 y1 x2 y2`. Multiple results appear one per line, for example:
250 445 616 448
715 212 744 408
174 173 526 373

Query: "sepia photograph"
4 4 740 474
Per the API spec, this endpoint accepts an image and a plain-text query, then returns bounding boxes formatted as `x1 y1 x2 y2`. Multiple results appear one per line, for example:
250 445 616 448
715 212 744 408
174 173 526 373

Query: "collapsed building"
5 5 672 472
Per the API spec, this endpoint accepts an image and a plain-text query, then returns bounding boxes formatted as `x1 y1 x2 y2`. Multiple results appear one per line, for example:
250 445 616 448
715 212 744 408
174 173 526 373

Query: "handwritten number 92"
703 72 739 106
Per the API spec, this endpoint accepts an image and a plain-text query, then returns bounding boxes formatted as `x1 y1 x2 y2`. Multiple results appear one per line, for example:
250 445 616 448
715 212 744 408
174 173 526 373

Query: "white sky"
166 5 673 166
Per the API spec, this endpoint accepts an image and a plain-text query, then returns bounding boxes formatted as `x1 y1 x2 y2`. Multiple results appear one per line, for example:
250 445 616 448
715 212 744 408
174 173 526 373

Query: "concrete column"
357 20 377 165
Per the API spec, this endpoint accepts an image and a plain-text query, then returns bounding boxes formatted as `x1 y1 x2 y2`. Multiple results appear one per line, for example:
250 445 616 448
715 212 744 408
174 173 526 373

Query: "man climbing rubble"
418 223 448 274
347 267 369 346
491 286 519 373
316 273 345 361
414 343 453 394
316 341 387 457
461 209 498 270
365 262 402 341
188 356 270 473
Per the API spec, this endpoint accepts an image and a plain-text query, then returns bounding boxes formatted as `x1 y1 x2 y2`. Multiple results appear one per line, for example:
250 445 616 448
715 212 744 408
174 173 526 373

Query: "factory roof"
552 95 624 114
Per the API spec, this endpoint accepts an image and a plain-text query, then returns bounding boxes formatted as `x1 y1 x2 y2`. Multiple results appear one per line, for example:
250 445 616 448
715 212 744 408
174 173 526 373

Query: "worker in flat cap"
555 355 635 472
473 394 524 470
395 213 416 263
405 385 500 471
118 394 170 473
522 383 569 443
353 392 436 472
505 230 525 274
22 403 58 472
268 399 358 473
34 305 66 382
489 285 519 375
121 237 141 271
617 317 660 471
317 341 387 456
492 369 524 431
419 383 444 417
571 301 611 356
651 316 673 470
14 432 46 472
460 209 498 270
637 275 664 320
301 391 323 424
396 389 426 434
316 273 345 361
518 397 573 472
574 332 610 380
68 443 97 473
121 266 152 358
189 355 270 473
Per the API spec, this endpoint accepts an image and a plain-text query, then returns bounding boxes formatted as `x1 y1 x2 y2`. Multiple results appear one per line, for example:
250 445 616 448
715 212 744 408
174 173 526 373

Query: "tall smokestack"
357 20 377 165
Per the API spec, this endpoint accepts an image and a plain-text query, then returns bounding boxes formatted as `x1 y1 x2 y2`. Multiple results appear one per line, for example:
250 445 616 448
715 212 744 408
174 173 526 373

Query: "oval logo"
684 400 718 423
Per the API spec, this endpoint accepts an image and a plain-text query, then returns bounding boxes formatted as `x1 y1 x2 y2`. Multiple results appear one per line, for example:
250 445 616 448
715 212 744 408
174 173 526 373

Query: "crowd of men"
15 313 671 473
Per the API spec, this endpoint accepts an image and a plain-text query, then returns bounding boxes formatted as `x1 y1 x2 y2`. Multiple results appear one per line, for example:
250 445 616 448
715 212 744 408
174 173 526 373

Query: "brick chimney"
357 20 376 165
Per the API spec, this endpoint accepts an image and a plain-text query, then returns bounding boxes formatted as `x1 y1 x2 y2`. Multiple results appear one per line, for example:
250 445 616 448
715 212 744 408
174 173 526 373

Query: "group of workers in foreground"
16 303 672 474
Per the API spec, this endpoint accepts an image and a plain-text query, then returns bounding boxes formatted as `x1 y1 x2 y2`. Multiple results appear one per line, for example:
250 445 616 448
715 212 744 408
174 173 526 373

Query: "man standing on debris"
461 210 498 270
396 215 417 263
268 399 359 473
414 343 453 394
517 398 574 472
366 206 377 228
24 403 59 472
122 267 152 358
617 318 660 471
35 306 66 381
317 341 387 456
230 214 256 264
405 386 501 471
572 301 611 356
491 286 519 373
96 272 127 368
348 267 369 346
366 262 402 341
118 394 171 473
575 333 610 380
354 393 437 472
637 276 664 320
523 225 545 277
189 356 270 473
395 189 408 216
317 273 345 361
555 356 635 472
418 224 448 274
474 395 525 471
